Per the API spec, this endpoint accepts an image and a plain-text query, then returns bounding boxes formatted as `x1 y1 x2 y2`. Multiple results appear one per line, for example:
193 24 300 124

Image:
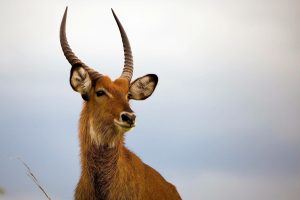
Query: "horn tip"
63 6 68 17
111 8 117 17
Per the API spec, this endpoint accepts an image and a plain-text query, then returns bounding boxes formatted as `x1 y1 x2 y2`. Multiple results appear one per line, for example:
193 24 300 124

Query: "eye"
127 93 132 99
96 90 106 97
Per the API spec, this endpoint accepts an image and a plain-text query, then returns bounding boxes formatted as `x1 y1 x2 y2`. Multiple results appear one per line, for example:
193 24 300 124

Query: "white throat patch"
89 119 102 146
89 119 117 148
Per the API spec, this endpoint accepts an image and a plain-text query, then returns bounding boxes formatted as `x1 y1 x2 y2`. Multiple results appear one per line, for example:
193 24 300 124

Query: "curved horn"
111 9 134 82
60 7 85 66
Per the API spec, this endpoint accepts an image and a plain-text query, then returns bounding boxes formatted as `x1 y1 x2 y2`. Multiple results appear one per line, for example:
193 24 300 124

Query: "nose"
120 112 136 126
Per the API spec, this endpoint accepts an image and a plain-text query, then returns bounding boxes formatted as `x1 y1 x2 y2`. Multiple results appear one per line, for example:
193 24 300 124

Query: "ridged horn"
111 9 134 82
60 7 85 66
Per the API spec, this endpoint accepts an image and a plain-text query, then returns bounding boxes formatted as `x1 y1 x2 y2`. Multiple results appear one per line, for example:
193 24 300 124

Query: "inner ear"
129 74 158 100
70 66 92 100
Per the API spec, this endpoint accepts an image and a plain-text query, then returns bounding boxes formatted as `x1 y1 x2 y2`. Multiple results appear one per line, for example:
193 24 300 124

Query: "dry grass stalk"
17 157 52 200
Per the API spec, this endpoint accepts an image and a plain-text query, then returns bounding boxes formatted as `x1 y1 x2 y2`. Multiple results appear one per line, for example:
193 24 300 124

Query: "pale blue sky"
0 0 300 199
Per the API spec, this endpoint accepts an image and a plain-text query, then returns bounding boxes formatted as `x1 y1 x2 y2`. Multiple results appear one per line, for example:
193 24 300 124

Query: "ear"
129 74 158 100
70 66 92 101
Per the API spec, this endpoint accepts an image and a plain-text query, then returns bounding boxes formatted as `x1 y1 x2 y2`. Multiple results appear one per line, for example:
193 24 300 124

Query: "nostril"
121 113 131 123
121 113 136 125
131 114 136 122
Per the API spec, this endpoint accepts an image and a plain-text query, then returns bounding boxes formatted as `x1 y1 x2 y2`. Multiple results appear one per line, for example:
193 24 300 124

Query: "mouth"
114 119 135 130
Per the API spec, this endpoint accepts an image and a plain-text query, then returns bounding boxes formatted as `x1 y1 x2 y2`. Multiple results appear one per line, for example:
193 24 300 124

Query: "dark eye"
127 93 132 99
96 90 106 97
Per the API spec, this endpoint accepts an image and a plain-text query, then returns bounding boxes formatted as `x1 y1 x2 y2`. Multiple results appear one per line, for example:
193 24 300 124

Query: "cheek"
92 108 112 131
92 100 117 121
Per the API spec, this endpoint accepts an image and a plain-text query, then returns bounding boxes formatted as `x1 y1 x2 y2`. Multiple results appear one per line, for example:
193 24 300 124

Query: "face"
70 65 158 145
91 76 134 134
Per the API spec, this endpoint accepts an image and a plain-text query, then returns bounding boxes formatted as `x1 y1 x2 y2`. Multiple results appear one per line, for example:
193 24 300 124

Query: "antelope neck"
79 105 123 199
87 144 120 199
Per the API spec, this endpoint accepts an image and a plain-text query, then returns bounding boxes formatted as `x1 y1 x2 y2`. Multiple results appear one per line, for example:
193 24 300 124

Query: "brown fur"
73 76 181 200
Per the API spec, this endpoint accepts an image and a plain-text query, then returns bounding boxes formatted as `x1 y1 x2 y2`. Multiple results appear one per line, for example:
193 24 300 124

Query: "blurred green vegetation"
0 187 5 196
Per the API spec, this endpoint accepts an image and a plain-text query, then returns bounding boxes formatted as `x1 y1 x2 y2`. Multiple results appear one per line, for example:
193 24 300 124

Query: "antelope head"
60 7 158 146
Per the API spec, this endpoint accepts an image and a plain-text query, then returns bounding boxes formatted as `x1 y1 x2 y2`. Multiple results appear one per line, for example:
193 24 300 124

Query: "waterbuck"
60 7 181 200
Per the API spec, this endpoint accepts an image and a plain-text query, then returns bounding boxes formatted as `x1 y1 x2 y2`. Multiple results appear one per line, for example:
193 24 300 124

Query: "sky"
0 0 300 199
